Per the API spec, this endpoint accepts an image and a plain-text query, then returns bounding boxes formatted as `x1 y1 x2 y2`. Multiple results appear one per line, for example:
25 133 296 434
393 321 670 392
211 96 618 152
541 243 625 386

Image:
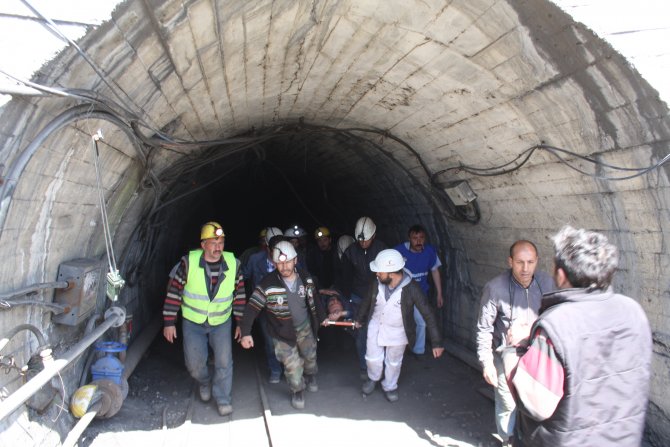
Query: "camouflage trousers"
272 322 318 392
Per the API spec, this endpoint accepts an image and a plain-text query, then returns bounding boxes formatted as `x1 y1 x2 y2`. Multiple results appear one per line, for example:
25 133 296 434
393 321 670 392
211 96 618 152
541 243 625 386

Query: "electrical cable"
431 143 670 181
19 0 156 129
4 74 667 280
0 280 69 300
0 324 47 352
0 105 154 235
0 300 66 314
148 160 246 218
91 132 118 274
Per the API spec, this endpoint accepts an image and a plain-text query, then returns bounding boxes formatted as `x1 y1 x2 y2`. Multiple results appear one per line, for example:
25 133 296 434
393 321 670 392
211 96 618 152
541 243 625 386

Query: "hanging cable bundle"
91 130 125 302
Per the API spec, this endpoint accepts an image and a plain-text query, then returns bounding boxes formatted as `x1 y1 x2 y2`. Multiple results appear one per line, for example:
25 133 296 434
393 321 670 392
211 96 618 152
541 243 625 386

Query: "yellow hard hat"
201 221 225 240
314 226 331 239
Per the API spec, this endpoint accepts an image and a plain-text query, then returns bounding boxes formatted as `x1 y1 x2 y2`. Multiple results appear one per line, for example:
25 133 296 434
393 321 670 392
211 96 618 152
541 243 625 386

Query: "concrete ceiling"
0 0 669 443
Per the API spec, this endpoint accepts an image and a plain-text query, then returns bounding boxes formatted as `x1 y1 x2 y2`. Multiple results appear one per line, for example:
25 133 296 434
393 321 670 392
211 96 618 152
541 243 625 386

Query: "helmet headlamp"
354 217 375 241
201 221 225 240
314 226 331 239
272 240 298 262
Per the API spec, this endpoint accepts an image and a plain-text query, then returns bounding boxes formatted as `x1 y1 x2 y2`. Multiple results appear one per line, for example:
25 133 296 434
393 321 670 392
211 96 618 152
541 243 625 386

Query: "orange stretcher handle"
325 320 356 327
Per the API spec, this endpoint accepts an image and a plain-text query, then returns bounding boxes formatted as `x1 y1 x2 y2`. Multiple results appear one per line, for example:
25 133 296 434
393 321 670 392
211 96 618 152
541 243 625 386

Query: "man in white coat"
355 249 444 402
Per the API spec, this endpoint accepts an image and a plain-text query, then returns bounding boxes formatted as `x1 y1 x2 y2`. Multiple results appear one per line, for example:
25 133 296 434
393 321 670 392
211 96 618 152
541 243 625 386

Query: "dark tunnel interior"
121 123 462 338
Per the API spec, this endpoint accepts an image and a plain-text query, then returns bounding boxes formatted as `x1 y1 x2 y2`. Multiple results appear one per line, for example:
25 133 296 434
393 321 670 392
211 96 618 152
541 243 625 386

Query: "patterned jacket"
239 268 326 346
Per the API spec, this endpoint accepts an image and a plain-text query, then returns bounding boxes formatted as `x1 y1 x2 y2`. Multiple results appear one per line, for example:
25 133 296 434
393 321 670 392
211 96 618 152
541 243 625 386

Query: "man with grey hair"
503 226 652 447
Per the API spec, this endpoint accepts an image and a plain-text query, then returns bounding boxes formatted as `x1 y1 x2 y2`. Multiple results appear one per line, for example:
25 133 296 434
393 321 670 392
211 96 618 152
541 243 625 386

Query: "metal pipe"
61 402 101 447
0 84 47 96
0 280 69 300
64 316 160 447
0 324 47 352
0 307 125 421
122 316 161 380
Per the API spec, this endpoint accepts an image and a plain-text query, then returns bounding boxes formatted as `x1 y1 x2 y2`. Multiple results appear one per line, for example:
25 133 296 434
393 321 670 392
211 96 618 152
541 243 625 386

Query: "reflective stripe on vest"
182 250 236 325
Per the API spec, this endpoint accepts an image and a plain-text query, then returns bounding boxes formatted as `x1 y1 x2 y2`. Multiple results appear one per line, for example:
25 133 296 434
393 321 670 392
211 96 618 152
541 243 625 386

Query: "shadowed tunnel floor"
81 327 499 447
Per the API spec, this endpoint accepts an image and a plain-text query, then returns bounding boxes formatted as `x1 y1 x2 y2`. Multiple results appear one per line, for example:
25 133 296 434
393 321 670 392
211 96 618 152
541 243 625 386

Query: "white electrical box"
443 181 477 206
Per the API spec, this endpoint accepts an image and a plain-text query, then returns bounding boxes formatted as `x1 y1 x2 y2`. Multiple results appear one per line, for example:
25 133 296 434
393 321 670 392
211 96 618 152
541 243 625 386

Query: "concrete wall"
0 0 668 444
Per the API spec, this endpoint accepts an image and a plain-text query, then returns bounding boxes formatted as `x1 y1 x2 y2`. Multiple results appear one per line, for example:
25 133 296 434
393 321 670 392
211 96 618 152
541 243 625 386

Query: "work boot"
305 375 318 392
291 391 305 410
217 404 233 416
199 383 211 402
361 379 377 395
384 389 399 402
269 371 281 384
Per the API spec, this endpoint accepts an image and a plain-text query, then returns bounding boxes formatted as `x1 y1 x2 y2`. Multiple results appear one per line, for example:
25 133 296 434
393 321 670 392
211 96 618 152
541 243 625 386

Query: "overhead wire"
18 0 155 128
4 41 669 282
431 143 670 181
5 1 669 209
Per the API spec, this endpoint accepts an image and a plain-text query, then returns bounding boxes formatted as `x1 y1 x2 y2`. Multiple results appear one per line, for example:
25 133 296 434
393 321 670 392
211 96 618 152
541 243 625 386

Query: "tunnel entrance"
80 121 496 443
0 0 668 444
122 122 469 341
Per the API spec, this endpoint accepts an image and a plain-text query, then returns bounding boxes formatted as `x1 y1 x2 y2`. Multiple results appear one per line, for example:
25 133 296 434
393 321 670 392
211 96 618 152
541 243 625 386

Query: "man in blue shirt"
394 224 444 356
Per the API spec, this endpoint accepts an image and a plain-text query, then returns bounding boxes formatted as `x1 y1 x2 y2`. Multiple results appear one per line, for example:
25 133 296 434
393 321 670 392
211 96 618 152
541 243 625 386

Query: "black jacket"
339 239 387 298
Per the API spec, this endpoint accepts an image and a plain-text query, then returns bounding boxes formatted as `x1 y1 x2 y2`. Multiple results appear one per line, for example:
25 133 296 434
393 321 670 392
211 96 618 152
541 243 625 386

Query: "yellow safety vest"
182 250 236 325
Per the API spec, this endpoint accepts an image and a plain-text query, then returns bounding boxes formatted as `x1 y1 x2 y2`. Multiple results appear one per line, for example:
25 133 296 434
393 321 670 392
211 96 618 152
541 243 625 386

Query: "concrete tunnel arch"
113 119 467 332
0 0 669 444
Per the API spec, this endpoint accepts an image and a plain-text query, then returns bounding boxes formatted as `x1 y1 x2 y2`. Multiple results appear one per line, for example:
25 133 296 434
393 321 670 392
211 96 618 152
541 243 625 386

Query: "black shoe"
305 375 318 392
384 389 399 402
361 379 377 395
291 391 305 409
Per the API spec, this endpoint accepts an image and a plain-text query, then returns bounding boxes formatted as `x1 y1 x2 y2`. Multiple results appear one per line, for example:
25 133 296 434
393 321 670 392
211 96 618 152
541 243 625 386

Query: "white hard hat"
284 225 307 238
264 227 283 245
272 241 298 262
354 217 376 241
370 249 405 273
337 235 355 259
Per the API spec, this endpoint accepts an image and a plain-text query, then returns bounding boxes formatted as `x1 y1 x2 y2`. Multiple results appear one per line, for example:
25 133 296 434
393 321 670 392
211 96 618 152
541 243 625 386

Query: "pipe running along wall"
0 307 125 422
